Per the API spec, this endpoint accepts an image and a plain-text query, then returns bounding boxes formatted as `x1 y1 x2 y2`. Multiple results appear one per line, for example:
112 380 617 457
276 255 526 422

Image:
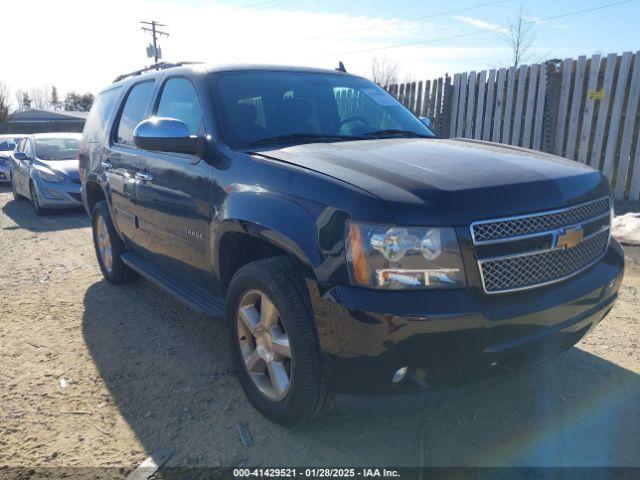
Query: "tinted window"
0 137 21 151
116 81 154 146
156 78 203 134
83 87 122 143
35 138 80 160
213 71 434 148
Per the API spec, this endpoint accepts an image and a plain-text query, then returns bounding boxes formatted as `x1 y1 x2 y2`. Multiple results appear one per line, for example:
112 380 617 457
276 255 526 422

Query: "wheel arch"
214 193 324 292
84 180 107 214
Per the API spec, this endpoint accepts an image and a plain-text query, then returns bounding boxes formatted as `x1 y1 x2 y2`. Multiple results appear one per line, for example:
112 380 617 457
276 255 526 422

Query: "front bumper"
33 176 83 209
310 239 624 408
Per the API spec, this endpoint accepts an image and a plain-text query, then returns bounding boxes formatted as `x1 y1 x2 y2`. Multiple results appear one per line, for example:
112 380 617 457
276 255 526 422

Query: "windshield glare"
213 71 435 148
35 138 80 160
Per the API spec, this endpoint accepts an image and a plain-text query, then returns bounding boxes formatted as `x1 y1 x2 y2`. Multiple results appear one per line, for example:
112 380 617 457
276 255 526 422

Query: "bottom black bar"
2 467 640 480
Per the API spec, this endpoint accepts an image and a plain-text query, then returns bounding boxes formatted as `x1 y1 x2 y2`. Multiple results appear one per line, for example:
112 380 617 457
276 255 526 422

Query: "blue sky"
3 0 639 99
230 0 640 70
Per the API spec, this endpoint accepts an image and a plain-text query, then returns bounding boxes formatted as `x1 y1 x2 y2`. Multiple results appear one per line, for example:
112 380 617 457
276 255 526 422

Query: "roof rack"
113 61 204 83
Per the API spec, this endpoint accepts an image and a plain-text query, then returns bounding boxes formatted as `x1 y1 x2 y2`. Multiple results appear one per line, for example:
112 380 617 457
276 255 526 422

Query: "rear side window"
0 138 18 151
155 78 203 135
116 81 154 146
83 87 122 143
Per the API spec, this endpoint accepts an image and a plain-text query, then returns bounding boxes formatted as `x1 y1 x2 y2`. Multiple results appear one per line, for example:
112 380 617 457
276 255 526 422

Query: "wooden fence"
386 76 452 137
387 51 640 201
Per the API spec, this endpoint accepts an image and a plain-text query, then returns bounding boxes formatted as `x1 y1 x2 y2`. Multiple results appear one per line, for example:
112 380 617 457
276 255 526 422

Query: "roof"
9 109 88 123
203 63 352 75
112 62 355 85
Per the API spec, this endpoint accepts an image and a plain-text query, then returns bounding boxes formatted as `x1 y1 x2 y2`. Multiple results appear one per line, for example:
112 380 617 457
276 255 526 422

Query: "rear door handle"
101 160 112 170
135 172 153 182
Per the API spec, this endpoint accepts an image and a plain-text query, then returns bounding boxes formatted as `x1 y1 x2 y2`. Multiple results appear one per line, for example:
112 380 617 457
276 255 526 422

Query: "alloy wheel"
95 215 113 273
236 289 292 401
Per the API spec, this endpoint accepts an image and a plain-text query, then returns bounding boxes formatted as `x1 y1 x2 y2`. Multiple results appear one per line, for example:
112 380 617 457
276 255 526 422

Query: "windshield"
0 137 22 151
212 71 435 148
35 138 80 160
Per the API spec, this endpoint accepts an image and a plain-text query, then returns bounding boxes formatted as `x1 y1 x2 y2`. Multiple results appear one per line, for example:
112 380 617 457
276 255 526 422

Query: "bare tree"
500 6 537 68
0 82 11 122
15 90 31 111
28 86 51 109
370 55 400 88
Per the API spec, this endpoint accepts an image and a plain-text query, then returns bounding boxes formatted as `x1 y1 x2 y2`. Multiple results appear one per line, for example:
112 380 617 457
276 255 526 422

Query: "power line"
306 0 510 41
141 20 169 63
315 0 638 58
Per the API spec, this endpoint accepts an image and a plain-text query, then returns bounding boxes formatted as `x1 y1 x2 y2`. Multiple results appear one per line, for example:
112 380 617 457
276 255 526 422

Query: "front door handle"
135 172 153 182
101 160 112 170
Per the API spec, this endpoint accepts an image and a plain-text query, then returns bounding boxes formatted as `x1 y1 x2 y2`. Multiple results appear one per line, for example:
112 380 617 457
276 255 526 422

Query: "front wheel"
91 201 137 284
225 257 332 425
29 181 45 215
11 175 23 201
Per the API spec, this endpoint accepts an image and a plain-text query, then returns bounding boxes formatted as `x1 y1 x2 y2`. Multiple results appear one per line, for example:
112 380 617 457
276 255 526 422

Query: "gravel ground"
0 185 639 473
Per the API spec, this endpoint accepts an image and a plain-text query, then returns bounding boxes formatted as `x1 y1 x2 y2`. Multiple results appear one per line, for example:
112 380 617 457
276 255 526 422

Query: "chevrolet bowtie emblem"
554 226 584 249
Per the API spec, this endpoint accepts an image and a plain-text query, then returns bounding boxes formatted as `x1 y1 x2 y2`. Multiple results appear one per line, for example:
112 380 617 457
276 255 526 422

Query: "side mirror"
133 117 201 155
420 117 432 128
13 151 30 161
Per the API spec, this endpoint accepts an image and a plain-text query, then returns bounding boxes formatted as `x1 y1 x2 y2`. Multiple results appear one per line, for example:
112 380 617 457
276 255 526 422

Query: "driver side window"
156 77 203 135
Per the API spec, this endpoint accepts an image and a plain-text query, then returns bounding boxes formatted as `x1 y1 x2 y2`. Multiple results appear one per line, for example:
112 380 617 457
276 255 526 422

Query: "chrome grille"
480 230 609 293
472 197 610 243
471 197 611 294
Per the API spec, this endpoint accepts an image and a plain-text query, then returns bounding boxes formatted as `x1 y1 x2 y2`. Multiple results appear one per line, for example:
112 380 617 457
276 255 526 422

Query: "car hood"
35 158 80 179
253 138 610 225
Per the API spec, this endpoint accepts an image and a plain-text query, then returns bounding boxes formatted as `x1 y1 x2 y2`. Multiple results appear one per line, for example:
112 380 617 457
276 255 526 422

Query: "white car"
0 134 24 184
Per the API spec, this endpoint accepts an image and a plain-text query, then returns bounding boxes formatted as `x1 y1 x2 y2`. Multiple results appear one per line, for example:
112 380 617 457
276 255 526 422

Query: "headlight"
346 222 466 289
35 166 64 183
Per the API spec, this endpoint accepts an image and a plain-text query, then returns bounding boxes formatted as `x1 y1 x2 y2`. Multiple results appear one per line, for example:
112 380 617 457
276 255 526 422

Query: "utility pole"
140 20 169 63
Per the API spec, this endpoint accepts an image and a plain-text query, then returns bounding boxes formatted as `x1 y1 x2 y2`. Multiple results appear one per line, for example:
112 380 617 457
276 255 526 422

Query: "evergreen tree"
50 86 59 110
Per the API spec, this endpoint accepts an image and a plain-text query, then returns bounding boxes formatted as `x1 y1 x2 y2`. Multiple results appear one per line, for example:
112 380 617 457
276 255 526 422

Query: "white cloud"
2 0 510 105
452 15 505 32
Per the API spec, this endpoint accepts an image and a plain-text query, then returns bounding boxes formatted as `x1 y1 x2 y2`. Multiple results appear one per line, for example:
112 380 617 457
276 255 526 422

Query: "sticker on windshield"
362 88 397 106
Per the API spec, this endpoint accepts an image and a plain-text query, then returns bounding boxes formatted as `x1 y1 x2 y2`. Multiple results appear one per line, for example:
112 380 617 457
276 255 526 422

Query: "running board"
121 251 225 317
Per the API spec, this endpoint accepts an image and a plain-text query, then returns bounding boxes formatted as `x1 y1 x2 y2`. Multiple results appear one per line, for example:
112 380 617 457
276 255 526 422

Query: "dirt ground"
1 184 639 473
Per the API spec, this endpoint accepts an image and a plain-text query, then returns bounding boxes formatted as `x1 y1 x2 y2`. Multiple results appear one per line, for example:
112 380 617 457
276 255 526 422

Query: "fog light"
392 366 409 384
44 188 64 200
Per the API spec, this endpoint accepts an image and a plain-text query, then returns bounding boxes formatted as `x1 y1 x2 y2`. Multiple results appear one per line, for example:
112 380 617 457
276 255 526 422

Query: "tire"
91 200 137 284
225 257 332 425
29 181 46 215
11 175 23 201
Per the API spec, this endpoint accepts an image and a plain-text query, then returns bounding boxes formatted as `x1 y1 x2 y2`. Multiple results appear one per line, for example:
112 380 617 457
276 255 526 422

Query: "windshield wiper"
248 133 358 146
360 129 431 138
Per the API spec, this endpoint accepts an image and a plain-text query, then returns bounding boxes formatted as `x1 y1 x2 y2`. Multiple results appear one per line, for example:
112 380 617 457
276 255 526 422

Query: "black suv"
80 63 624 424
